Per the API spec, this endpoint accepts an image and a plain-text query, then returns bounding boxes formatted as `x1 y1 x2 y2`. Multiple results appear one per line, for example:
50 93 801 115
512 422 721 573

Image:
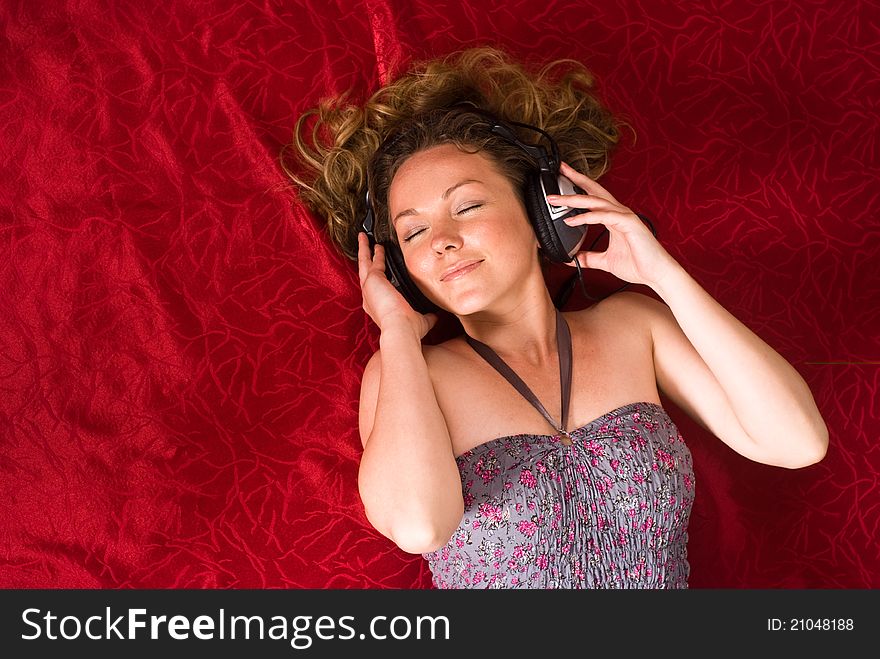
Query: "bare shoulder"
600 290 683 342
420 336 471 372
358 340 462 449
592 289 667 316
566 290 664 339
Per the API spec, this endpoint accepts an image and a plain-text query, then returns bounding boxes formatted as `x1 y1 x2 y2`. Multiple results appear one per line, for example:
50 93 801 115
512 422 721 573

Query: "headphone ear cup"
382 241 439 314
523 172 570 263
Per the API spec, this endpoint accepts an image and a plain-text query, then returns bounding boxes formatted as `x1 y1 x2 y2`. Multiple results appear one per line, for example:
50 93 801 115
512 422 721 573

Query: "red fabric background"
1 0 877 589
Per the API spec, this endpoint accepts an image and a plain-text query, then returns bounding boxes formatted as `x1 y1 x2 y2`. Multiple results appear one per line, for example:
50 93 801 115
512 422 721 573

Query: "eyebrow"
391 179 482 227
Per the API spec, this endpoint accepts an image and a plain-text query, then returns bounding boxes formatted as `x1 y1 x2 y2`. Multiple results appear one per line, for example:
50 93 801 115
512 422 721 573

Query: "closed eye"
402 204 483 242
402 229 425 242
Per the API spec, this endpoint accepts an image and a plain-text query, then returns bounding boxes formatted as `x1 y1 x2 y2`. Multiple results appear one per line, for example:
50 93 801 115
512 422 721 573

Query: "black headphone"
361 107 655 313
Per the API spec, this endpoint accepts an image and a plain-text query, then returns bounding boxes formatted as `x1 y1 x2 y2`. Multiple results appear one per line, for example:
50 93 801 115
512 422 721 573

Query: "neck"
459 291 559 366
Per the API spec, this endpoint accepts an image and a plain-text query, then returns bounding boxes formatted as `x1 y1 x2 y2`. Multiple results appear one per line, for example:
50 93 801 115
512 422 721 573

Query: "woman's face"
387 143 540 315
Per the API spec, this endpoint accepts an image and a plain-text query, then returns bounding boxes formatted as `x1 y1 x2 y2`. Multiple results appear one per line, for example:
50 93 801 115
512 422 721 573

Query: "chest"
428 310 661 456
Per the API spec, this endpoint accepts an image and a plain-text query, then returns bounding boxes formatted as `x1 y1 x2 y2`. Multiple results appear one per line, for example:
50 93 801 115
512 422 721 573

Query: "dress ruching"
423 402 696 589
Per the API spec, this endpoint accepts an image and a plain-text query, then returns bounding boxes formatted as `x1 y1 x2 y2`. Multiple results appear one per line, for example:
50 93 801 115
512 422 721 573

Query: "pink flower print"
584 439 605 457
536 554 549 570
633 472 646 484
535 460 547 474
517 520 538 536
656 448 675 469
591 457 599 467
472 520 481 530
684 474 692 491
456 536 465 548
611 458 620 473
473 455 500 483
504 481 513 490
494 547 505 559
479 503 503 523
629 436 647 451
599 424 609 433
473 571 485 584
519 469 537 488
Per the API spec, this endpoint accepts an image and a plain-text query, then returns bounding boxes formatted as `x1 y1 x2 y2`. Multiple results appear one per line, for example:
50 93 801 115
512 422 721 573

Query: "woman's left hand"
548 162 680 289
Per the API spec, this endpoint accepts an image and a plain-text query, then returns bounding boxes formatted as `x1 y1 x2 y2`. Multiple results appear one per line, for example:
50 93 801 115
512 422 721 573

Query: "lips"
440 259 483 282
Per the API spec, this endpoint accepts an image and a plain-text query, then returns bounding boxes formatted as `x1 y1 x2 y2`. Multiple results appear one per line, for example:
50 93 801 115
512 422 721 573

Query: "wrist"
379 316 424 347
649 259 689 301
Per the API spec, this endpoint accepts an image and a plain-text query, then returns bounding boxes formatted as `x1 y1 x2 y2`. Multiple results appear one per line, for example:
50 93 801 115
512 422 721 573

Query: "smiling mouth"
441 260 483 282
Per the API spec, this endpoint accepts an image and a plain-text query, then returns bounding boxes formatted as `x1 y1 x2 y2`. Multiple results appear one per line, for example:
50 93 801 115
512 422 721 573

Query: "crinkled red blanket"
1 0 876 588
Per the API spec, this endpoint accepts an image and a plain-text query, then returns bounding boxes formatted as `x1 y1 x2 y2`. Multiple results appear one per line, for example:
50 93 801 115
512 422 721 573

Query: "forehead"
388 144 504 205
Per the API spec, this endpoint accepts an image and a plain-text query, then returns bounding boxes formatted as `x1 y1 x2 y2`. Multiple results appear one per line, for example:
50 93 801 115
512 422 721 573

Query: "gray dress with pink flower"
423 401 696 588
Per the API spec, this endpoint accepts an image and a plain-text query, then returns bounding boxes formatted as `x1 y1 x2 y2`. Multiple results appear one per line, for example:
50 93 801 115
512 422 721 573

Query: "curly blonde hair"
282 46 627 260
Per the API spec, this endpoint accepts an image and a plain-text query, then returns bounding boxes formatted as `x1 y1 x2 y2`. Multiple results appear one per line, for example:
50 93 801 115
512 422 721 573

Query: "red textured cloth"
0 0 877 589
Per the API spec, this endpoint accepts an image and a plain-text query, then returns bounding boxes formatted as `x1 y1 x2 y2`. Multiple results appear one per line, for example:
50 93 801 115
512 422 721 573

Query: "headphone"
361 107 656 313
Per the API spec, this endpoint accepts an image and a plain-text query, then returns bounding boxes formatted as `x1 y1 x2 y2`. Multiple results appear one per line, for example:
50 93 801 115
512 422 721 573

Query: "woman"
287 47 828 589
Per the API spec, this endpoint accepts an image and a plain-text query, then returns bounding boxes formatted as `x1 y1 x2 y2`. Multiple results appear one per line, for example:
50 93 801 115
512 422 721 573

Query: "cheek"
400 247 432 283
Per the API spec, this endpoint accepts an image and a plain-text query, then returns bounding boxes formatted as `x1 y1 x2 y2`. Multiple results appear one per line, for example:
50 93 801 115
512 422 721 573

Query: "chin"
433 291 493 317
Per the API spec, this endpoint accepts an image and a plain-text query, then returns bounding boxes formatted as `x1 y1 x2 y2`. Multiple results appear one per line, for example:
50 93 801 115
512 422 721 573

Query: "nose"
430 218 463 254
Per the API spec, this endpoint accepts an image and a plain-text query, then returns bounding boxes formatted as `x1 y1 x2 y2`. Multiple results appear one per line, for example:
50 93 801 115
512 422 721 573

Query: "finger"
371 243 386 272
547 193 616 212
560 208 627 229
357 232 370 283
563 250 608 272
559 162 620 204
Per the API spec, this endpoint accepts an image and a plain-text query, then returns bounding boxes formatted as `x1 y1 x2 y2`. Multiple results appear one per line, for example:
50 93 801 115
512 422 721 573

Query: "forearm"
358 324 464 552
652 263 828 462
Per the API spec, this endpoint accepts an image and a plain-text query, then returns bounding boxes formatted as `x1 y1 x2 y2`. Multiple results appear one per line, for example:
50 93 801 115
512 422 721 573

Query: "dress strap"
465 308 572 445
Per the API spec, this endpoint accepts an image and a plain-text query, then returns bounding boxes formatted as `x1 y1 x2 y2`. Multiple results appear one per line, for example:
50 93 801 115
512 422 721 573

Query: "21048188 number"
767 618 854 631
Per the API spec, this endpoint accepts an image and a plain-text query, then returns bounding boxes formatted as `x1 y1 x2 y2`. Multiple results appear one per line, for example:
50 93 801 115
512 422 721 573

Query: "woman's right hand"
357 232 439 340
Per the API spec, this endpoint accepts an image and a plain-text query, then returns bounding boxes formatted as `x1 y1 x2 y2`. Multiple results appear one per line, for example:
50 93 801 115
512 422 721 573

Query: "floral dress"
423 402 696 588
